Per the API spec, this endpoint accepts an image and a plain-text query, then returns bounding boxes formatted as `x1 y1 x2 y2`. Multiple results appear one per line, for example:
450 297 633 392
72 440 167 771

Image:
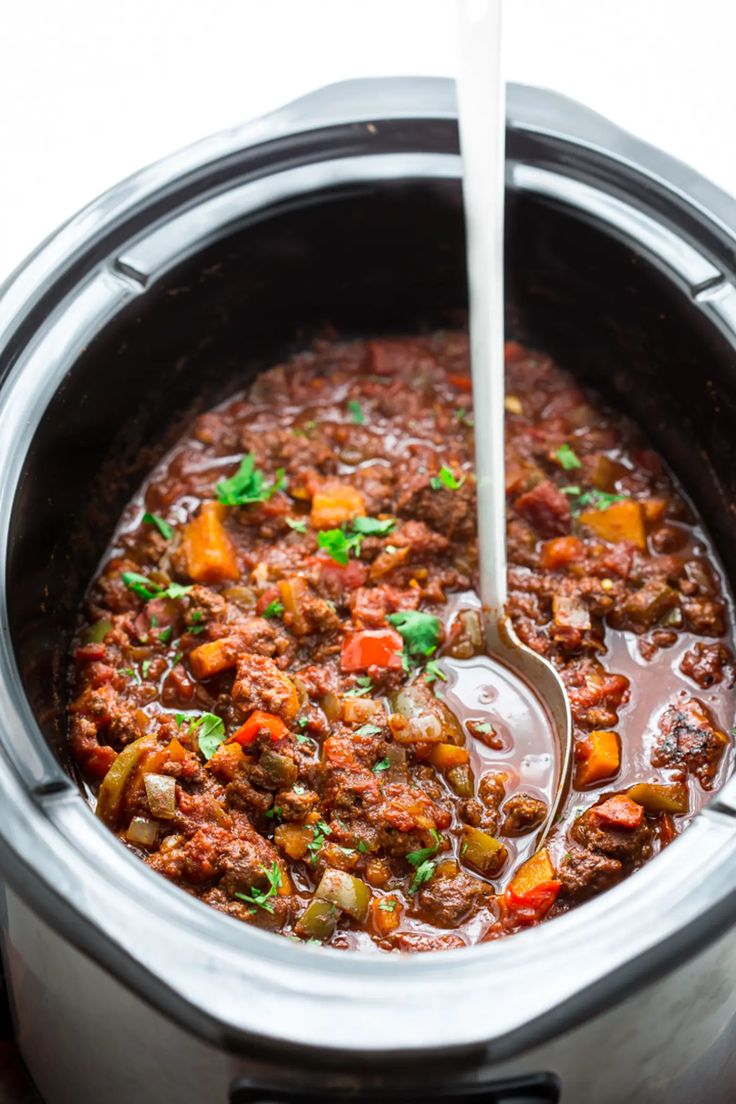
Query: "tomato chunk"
229 710 289 746
505 880 561 925
340 628 404 672
591 794 644 830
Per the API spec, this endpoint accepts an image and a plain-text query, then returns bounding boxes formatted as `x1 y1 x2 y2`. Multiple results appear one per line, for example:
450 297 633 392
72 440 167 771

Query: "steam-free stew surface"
68 335 736 951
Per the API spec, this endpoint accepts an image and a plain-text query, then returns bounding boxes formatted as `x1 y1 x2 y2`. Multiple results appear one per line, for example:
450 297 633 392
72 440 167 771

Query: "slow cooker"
1 77 736 1104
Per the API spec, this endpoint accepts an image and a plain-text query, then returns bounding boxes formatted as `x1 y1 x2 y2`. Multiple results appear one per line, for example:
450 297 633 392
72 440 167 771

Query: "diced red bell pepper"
75 643 107 662
505 880 561 925
340 628 403 672
256 586 281 615
228 710 289 746
592 794 644 830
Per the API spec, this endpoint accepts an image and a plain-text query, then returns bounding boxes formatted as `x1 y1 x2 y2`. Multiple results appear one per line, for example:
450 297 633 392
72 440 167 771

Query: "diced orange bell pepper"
505 880 561 924
429 743 470 770
340 628 404 672
508 847 555 898
310 482 366 530
574 730 621 789
541 535 584 570
189 637 240 680
579 500 646 551
181 501 240 583
274 823 313 861
207 741 245 781
592 794 644 830
641 498 667 526
228 709 289 746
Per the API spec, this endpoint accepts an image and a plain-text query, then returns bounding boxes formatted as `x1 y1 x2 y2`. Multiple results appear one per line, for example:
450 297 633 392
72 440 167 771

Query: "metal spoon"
456 0 572 839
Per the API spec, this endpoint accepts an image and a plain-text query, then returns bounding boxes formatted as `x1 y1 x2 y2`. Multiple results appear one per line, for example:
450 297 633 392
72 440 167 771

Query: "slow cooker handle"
229 1071 560 1103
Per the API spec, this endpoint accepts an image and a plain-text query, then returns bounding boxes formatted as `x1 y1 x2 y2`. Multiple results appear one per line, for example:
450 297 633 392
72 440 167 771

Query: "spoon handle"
456 0 507 621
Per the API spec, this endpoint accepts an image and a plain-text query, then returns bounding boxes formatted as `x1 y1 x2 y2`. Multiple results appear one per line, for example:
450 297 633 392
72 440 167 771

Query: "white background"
1 0 735 281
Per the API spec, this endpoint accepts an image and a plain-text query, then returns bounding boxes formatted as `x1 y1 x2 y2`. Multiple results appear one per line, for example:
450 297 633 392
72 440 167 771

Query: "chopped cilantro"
123 572 193 603
473 722 493 735
216 453 285 507
372 757 391 773
233 862 282 913
118 666 141 685
141 659 152 679
264 806 283 821
378 898 397 912
356 723 382 737
386 610 441 659
351 516 396 537
561 485 582 497
191 713 226 761
190 611 203 623
357 840 370 853
429 465 465 491
554 443 582 471
347 399 365 425
307 820 332 863
423 659 447 683
406 829 442 868
563 486 628 515
262 600 284 619
158 625 173 644
175 713 185 728
142 512 173 540
286 517 308 535
297 716 309 729
296 732 312 745
409 860 436 894
344 676 373 698
317 528 362 565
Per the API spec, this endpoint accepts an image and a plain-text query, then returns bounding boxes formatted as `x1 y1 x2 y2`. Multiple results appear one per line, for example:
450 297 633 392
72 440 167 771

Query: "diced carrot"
574 730 621 789
447 372 473 392
579 500 646 551
182 501 240 583
541 535 584 570
167 736 187 763
189 637 239 680
370 896 402 937
429 743 470 770
340 628 404 672
591 794 644 830
228 710 289 746
508 847 555 897
505 880 561 924
310 482 365 529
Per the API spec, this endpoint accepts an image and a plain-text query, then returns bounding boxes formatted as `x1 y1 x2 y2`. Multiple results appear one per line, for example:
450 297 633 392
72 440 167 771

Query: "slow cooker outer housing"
1 79 736 1103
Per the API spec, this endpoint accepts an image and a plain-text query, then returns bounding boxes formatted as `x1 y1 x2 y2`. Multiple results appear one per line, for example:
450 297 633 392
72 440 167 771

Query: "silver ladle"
456 0 572 839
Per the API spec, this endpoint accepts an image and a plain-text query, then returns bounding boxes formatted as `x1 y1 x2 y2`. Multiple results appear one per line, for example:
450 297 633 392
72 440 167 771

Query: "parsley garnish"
351 516 396 537
386 610 441 660
233 862 282 913
191 713 226 760
409 860 436 894
348 399 365 425
317 528 362 565
474 722 493 735
158 625 173 644
357 840 370 853
264 806 284 821
216 453 285 507
142 512 174 540
430 465 465 491
423 659 447 683
141 659 152 679
378 898 397 912
356 723 382 737
285 517 308 535
554 444 582 471
296 732 312 745
372 757 391 773
118 666 141 685
344 676 374 697
262 600 284 619
307 820 332 863
562 486 628 515
297 716 309 729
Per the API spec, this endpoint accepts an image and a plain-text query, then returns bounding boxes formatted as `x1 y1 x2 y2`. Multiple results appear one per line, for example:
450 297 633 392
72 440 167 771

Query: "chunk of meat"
396 474 476 540
572 800 653 863
652 697 729 788
231 654 300 722
514 481 571 538
415 870 489 928
680 642 735 689
500 793 547 836
557 845 623 901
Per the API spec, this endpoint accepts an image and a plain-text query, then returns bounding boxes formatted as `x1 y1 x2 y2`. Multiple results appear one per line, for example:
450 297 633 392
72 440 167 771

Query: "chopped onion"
125 816 159 846
144 773 177 819
342 697 382 725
